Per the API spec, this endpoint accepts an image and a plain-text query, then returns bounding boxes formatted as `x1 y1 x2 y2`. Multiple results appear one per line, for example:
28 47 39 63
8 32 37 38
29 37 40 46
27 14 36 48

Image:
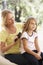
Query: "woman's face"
28 19 36 31
6 13 14 26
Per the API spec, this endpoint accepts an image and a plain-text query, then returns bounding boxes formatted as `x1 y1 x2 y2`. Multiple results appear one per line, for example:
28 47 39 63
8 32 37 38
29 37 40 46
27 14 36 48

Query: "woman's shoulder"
0 28 9 42
0 28 8 35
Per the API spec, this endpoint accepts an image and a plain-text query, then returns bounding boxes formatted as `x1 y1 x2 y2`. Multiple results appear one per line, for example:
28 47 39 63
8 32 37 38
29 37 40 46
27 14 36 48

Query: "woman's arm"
1 41 15 53
1 35 19 53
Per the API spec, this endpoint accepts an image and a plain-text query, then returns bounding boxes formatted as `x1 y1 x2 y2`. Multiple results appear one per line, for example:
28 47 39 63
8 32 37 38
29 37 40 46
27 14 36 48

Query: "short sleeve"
21 32 28 40
0 30 8 42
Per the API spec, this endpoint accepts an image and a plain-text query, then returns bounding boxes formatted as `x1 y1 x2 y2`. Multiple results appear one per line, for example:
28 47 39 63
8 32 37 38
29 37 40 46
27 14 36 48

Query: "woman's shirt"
0 28 21 54
0 42 2 56
20 32 38 54
0 41 5 56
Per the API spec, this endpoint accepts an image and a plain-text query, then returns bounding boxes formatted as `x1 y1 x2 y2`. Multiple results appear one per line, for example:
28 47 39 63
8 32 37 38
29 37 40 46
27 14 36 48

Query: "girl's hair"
22 17 37 32
1 10 12 27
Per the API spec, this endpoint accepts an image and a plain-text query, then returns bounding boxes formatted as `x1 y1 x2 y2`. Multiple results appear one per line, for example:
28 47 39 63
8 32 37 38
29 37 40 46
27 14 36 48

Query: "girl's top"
20 31 38 54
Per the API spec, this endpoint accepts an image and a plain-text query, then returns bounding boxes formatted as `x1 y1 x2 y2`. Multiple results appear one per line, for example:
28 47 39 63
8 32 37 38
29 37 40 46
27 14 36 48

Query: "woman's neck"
5 24 16 34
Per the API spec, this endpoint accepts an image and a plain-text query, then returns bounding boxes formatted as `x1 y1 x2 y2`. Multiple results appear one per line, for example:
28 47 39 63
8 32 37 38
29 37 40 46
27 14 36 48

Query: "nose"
11 17 14 21
12 18 15 23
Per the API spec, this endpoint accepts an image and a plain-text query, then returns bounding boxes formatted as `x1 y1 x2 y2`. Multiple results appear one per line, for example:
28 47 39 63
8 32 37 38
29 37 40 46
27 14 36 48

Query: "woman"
0 10 28 65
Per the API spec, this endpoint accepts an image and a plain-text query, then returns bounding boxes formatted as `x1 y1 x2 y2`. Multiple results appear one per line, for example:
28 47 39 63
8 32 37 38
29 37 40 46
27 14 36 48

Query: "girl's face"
6 13 14 26
28 19 36 31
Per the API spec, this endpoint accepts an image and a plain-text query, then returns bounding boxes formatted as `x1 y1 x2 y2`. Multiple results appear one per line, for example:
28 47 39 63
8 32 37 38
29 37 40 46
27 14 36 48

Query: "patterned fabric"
0 23 23 54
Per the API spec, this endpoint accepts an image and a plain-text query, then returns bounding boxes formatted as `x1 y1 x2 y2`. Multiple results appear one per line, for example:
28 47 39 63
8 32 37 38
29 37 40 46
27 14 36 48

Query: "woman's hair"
22 17 37 32
1 10 12 27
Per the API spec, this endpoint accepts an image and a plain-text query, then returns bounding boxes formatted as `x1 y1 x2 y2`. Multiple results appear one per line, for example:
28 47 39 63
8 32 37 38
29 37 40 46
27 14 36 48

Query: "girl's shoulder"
22 31 28 36
21 31 29 39
33 32 37 35
33 32 38 37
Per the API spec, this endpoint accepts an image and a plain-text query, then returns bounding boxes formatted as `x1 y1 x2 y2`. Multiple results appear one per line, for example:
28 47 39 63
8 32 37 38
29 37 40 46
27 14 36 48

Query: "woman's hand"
1 42 5 47
14 36 18 42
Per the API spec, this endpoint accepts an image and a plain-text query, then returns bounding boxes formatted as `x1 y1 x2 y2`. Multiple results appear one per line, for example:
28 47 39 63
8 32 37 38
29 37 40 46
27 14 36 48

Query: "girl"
20 17 43 65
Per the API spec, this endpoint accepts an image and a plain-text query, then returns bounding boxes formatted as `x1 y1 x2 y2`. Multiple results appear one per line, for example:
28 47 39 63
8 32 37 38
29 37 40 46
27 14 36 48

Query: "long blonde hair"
1 10 12 27
22 17 37 33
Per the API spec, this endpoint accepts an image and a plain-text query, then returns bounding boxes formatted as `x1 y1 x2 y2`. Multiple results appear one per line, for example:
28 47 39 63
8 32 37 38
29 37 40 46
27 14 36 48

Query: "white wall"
38 24 43 52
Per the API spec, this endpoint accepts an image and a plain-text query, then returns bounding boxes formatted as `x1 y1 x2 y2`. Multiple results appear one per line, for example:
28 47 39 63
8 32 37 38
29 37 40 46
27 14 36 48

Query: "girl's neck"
27 30 33 36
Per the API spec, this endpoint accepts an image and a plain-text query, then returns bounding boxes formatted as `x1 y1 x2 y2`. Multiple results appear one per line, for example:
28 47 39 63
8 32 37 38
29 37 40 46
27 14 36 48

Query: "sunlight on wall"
38 24 43 52
0 10 2 32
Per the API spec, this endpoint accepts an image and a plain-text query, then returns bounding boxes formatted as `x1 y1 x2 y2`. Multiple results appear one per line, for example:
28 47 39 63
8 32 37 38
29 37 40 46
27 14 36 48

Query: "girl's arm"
22 38 41 60
22 38 37 55
34 37 41 53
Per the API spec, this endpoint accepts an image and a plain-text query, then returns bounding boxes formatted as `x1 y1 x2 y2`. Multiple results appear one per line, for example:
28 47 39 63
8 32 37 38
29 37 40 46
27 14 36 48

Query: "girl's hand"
38 51 41 55
35 53 42 60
